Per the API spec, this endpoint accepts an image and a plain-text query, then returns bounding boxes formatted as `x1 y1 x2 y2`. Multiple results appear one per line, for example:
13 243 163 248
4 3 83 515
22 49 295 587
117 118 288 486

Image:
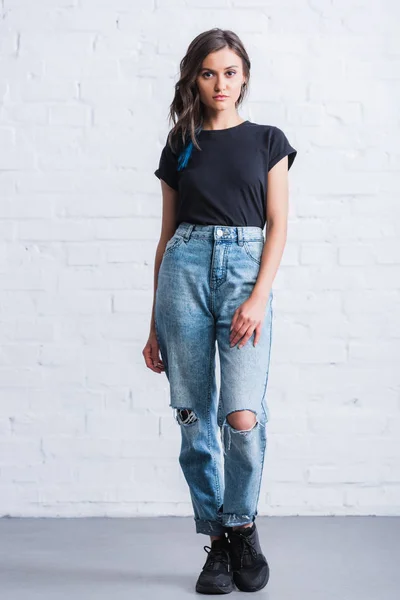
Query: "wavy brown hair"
165 28 251 157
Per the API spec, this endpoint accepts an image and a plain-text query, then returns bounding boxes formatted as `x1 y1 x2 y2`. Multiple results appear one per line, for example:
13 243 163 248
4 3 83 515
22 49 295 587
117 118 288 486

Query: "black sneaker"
195 536 234 594
225 521 270 592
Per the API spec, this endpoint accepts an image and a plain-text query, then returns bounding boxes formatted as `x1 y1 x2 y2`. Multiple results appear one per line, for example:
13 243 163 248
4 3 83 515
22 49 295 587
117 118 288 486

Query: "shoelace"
202 545 231 571
235 533 259 568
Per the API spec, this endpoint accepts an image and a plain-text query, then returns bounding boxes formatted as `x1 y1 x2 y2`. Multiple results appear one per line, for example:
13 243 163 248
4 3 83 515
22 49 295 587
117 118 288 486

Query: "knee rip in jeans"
174 408 198 426
226 409 258 432
222 410 258 455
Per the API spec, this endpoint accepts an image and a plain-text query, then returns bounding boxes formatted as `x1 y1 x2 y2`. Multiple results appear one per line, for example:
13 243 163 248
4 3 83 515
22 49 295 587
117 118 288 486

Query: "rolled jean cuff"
195 518 226 536
221 513 256 528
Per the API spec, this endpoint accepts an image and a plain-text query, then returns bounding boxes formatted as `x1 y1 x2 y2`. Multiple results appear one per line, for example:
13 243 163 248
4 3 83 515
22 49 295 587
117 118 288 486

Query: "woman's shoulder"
247 122 294 149
247 121 286 135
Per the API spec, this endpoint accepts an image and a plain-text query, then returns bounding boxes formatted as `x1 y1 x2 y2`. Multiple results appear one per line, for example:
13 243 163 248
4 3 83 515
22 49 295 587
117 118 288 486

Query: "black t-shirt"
154 120 297 229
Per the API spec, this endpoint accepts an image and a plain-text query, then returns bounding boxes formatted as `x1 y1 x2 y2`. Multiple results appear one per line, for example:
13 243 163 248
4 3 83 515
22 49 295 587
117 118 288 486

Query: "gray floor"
0 516 399 599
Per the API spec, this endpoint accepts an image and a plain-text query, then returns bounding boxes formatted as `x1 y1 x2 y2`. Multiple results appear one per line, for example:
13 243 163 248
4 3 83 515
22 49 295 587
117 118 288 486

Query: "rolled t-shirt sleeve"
154 136 179 190
267 126 297 172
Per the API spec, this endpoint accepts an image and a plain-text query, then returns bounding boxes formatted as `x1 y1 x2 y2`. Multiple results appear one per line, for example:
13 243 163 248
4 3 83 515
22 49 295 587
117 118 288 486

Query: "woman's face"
195 47 246 113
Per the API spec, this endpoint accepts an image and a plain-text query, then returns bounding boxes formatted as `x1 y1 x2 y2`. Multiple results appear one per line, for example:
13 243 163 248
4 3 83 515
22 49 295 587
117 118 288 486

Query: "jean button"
216 229 223 237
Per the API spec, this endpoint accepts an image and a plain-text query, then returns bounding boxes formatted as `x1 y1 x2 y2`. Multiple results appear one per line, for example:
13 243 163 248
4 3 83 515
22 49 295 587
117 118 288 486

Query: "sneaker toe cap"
234 562 270 591
196 572 234 593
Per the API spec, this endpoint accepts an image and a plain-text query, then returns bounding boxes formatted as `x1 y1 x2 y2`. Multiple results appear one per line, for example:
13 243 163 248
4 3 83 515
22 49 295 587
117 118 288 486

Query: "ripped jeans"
154 222 273 536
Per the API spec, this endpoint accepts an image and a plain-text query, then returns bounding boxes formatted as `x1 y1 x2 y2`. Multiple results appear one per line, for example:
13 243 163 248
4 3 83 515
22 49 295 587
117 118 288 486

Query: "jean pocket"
243 240 264 265
163 233 184 256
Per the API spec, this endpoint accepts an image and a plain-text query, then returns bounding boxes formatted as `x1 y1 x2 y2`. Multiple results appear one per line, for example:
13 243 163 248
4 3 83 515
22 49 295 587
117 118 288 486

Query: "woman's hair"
165 28 251 170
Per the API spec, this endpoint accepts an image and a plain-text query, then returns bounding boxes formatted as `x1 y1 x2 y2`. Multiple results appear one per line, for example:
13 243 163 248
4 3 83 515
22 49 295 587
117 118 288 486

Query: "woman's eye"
202 71 236 78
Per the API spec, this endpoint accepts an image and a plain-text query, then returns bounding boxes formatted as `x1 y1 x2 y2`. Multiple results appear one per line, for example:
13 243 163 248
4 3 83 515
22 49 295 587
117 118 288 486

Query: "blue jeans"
155 222 273 536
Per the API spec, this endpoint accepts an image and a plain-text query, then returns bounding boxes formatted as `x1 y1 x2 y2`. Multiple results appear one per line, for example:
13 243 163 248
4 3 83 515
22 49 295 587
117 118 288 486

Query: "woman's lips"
213 96 228 100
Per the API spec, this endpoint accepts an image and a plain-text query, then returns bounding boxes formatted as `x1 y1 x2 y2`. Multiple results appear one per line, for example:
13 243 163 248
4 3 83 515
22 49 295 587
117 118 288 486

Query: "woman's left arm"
229 155 289 349
251 154 289 301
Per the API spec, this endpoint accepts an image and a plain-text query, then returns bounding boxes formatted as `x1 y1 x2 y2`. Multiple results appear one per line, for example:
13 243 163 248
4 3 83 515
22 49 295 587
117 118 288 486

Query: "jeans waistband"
176 222 264 244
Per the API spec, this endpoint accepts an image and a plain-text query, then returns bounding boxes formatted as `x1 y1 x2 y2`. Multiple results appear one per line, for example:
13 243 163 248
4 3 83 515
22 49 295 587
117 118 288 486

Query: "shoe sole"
195 580 235 594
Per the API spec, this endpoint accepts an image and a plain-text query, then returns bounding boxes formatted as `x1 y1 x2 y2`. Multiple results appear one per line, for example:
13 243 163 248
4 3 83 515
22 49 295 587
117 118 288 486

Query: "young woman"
143 28 296 595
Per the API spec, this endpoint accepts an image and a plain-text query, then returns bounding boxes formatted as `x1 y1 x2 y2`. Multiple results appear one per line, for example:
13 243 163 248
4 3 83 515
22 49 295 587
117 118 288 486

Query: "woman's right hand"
143 330 165 374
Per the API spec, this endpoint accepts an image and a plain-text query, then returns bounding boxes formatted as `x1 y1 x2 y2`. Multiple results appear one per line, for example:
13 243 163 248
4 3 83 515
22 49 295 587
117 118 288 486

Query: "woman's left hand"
229 293 269 349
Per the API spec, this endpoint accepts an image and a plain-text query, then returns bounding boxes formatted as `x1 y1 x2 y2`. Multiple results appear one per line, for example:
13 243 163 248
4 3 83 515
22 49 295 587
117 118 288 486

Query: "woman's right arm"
149 179 179 336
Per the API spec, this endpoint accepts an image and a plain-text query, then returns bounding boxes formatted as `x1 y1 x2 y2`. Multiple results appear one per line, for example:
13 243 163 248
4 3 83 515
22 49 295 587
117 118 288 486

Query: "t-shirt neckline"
199 120 250 134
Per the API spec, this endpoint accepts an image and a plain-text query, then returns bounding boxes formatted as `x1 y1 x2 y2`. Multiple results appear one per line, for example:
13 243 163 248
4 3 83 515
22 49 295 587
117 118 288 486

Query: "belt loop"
237 227 244 246
182 223 194 242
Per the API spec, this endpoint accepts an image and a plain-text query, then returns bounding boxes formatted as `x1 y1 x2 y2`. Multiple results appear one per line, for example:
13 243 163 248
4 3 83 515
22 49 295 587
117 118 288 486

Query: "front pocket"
163 233 184 256
243 240 264 264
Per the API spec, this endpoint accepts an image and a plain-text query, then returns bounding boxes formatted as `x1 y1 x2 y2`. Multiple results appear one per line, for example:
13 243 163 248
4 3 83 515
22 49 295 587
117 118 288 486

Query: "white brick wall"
0 1 399 517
